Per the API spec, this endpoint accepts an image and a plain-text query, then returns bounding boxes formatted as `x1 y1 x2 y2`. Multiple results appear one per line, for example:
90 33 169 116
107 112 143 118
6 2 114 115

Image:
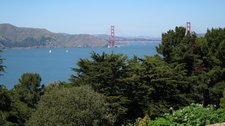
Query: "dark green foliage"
71 52 161 124
156 27 186 63
124 56 154 120
0 50 5 75
12 73 44 108
0 85 33 126
157 26 197 75
0 73 44 125
204 28 225 68
191 29 225 107
126 55 192 118
71 52 130 124
0 85 12 125
0 85 12 111
157 27 225 107
70 52 193 124
220 89 225 108
26 85 115 126
205 28 225 55
149 104 225 126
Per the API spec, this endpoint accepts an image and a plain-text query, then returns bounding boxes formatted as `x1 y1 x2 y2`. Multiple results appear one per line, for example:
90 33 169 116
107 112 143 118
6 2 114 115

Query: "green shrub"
26 85 115 126
149 104 225 126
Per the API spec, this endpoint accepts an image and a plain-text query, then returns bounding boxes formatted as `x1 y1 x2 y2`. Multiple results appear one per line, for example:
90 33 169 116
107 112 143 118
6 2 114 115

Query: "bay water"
1 42 160 89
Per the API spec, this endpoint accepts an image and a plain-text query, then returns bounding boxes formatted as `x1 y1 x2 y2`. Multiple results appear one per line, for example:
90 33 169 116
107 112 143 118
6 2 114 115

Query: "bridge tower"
186 22 191 35
108 25 115 48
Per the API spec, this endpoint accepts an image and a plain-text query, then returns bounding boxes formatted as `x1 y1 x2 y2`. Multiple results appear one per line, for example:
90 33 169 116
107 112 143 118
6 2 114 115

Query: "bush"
26 85 115 126
149 104 225 126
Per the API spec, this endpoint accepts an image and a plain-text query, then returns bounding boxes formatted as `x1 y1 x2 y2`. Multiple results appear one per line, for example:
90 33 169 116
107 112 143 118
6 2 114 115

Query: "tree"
0 84 33 126
0 50 5 77
0 73 44 126
69 27 225 124
0 85 12 125
220 89 225 108
157 27 225 107
194 28 225 106
0 67 34 126
71 52 130 125
71 52 156 124
157 27 197 76
134 55 192 117
0 85 11 111
70 52 193 124
26 85 115 126
123 56 153 120
156 27 186 63
12 73 44 108
193 67 225 107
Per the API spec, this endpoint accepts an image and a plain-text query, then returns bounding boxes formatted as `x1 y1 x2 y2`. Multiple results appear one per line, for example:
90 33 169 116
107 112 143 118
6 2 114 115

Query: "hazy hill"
0 24 108 48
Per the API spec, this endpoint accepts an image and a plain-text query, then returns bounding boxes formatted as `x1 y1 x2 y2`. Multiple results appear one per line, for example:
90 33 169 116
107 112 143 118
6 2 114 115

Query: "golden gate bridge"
107 22 191 48
107 25 161 48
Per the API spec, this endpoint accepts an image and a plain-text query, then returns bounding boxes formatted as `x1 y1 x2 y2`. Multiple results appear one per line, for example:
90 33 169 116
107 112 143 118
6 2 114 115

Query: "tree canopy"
0 50 5 76
70 52 193 124
157 27 225 107
26 85 115 126
12 73 44 108
1 26 225 126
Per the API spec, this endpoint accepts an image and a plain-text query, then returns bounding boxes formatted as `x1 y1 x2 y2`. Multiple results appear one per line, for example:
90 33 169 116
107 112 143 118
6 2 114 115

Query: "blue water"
1 42 160 89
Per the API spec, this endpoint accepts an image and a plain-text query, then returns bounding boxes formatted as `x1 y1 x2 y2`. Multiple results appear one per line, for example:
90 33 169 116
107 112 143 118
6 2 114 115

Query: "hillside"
0 24 108 48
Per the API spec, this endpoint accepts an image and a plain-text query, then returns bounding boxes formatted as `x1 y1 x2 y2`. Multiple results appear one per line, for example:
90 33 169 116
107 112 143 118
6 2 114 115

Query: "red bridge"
108 22 191 48
107 26 161 48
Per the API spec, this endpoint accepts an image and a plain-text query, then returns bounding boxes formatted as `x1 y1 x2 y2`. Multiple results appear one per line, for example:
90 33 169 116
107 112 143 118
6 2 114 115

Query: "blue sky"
1 0 225 37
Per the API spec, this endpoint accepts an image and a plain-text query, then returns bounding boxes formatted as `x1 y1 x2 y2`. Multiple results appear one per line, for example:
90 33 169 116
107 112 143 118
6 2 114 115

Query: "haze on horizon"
1 0 225 37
